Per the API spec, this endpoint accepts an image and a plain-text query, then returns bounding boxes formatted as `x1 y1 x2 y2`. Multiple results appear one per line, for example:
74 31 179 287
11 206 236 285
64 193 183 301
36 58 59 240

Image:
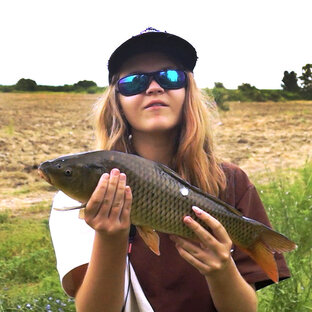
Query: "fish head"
38 153 103 203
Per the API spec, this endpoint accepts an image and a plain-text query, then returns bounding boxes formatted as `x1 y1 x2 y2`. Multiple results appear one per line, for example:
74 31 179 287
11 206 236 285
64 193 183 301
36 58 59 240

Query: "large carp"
38 150 296 282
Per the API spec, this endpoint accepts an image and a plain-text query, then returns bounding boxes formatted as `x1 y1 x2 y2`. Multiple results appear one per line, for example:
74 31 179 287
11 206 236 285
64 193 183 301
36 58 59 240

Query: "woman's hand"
84 168 132 238
170 206 257 311
170 206 233 278
75 169 133 312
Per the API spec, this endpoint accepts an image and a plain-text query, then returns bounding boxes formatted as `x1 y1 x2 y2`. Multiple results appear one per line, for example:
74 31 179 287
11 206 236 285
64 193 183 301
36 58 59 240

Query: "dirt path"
0 93 311 211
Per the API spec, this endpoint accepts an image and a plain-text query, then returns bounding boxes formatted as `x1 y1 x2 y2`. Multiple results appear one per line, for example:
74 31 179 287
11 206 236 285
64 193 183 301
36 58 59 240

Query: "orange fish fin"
78 208 85 219
137 226 160 256
237 226 296 283
239 241 279 283
261 227 297 253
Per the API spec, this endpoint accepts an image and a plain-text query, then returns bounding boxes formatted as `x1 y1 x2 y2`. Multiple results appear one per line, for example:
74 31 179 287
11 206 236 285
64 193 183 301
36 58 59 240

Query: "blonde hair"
94 72 226 196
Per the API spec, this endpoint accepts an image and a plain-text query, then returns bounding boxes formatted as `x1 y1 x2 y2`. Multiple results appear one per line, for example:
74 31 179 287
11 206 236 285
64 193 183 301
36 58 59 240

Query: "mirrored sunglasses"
117 69 187 96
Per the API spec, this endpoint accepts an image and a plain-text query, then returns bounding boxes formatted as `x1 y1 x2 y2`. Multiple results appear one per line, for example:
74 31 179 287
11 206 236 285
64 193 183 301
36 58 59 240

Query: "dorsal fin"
157 163 243 217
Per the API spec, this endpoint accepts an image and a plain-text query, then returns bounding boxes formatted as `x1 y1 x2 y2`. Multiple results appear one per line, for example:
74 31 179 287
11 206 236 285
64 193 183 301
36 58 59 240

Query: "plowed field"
0 93 311 211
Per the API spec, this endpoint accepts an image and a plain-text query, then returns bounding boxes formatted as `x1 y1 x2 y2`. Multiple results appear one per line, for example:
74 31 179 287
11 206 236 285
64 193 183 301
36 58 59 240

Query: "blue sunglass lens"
118 74 149 96
157 70 186 88
118 70 186 96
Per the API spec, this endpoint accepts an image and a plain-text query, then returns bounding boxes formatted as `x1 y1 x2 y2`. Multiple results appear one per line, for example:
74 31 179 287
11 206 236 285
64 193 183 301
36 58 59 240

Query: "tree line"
0 64 311 106
206 63 312 110
0 79 106 94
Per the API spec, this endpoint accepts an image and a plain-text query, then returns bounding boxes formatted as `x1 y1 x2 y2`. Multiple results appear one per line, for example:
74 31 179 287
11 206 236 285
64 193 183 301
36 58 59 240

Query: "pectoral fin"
53 203 86 220
53 203 86 211
137 226 160 256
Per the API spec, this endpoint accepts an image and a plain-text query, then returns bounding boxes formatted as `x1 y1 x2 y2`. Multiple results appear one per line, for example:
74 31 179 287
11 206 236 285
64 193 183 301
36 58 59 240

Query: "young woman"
49 28 290 312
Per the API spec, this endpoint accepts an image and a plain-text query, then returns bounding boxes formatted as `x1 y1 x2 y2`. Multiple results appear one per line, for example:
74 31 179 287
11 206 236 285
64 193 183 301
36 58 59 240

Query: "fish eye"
64 168 72 177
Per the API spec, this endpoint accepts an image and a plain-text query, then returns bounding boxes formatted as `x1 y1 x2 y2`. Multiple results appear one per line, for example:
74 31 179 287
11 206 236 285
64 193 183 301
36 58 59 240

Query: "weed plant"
257 162 312 311
0 162 311 311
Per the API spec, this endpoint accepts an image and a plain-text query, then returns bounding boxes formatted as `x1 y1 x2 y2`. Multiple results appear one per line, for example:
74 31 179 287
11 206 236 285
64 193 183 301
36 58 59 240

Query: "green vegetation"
15 78 37 92
0 209 76 311
205 82 312 110
281 71 300 92
256 161 312 311
1 64 311 103
0 162 311 311
204 63 312 109
0 79 106 94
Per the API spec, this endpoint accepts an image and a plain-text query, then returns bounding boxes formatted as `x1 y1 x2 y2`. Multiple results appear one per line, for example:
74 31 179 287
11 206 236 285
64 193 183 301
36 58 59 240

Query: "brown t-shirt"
130 162 291 312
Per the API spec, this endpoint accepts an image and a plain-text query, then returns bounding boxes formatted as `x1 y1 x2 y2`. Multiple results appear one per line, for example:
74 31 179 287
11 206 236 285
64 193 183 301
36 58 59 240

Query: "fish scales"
121 153 252 245
110 152 234 240
38 150 297 283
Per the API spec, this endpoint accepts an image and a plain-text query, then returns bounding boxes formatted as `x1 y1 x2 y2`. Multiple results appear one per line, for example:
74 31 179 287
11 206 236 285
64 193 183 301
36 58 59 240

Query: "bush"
214 82 225 89
237 83 266 101
74 80 97 89
211 87 229 111
15 78 37 91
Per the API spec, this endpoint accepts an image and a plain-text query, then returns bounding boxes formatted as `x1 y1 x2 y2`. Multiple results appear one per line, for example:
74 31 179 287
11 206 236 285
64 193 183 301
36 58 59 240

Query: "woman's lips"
144 101 168 109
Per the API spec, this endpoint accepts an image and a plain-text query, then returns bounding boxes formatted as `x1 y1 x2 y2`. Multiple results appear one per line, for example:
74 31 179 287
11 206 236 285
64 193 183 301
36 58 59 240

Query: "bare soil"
214 101 312 174
0 93 311 212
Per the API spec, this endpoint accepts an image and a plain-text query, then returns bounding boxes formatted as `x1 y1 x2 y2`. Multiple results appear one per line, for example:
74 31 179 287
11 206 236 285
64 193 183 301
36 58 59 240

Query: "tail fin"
238 226 297 283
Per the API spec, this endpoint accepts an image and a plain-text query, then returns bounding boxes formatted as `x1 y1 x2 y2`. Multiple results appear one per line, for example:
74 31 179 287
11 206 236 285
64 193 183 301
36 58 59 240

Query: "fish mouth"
38 167 51 184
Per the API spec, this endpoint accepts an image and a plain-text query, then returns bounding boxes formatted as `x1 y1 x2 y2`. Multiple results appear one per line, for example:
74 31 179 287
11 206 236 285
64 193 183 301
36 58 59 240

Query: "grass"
256 161 312 311
0 162 311 311
0 213 76 311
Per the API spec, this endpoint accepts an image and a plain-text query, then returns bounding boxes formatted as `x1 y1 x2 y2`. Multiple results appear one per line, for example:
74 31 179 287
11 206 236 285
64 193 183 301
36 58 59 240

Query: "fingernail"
101 173 109 180
192 206 202 215
119 173 126 181
184 216 192 224
112 168 120 176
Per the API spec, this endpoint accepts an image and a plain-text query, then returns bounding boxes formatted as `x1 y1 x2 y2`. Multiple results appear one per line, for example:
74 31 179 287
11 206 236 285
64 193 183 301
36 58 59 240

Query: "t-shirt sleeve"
49 191 94 296
225 165 291 290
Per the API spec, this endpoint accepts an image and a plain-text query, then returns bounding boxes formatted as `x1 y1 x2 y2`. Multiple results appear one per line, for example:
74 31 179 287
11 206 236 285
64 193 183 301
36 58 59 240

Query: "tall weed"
257 162 312 311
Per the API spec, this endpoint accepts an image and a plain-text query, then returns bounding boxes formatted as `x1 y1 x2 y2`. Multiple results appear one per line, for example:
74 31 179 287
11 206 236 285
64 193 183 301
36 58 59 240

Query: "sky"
0 0 311 89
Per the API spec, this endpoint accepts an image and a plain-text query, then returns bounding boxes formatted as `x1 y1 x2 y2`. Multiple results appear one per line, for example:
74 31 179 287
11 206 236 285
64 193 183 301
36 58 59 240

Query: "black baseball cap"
108 27 198 84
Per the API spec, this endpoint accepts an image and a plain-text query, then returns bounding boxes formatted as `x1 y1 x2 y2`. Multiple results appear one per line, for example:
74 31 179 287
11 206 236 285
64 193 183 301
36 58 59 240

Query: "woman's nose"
145 79 165 95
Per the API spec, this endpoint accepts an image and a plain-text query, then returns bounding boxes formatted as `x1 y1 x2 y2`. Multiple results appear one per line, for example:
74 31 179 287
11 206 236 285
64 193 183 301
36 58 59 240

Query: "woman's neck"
131 130 178 166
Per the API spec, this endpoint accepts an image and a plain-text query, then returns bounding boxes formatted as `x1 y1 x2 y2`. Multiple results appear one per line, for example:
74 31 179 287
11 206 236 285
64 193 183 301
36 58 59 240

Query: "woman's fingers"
83 168 132 236
119 186 132 225
85 169 131 222
106 171 126 219
170 206 234 276
171 236 202 258
190 206 232 247
99 168 121 217
85 173 110 218
172 239 208 274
